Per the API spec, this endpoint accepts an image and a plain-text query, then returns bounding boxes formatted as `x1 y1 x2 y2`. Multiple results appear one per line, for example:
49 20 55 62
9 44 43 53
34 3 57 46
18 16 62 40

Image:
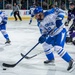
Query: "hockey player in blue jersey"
29 4 36 24
0 11 11 44
34 6 75 72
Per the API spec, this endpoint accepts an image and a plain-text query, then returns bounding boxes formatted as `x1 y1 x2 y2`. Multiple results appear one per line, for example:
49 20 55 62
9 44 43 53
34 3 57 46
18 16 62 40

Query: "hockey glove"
38 35 46 44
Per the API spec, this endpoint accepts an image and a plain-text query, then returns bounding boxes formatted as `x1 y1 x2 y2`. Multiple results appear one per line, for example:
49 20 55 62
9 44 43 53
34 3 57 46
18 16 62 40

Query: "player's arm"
49 13 65 37
38 24 48 44
56 13 64 28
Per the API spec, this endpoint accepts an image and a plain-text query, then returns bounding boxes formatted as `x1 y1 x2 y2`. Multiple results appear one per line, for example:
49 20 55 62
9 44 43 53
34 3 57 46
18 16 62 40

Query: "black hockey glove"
65 20 69 26
38 34 47 44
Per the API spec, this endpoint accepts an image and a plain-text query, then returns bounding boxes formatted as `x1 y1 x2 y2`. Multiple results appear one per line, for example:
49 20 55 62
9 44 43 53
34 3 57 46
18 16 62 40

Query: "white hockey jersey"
0 11 8 25
39 8 66 37
29 6 35 15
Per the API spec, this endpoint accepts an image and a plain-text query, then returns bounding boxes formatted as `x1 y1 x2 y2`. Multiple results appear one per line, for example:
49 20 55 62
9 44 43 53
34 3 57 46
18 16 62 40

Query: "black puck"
3 68 6 70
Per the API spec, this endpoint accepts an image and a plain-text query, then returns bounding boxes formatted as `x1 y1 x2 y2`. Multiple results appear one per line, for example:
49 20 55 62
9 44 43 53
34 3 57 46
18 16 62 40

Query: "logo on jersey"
45 22 54 27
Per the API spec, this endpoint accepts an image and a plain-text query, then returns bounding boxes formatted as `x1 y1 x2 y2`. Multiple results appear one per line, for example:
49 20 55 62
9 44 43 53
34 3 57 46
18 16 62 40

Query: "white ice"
0 20 75 75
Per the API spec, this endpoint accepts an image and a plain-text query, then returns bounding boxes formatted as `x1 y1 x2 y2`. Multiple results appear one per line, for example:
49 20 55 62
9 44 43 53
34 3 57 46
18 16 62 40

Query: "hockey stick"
20 28 57 60
2 26 57 67
2 42 39 68
21 50 44 59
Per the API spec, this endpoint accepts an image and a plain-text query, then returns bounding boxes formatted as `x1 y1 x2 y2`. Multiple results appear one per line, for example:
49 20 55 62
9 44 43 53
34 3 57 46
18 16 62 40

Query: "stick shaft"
2 42 39 67
21 51 44 59
13 42 39 66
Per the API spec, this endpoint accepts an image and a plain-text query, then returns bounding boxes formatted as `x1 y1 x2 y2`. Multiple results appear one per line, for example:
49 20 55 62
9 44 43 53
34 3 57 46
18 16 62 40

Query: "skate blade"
5 43 11 46
44 62 55 66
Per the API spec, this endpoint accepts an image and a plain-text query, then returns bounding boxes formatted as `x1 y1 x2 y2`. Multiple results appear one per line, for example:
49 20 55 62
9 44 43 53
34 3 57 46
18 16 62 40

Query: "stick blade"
2 63 16 67
21 53 30 59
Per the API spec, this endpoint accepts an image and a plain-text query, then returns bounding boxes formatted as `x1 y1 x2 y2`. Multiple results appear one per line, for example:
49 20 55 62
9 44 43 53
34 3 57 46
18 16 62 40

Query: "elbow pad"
56 20 62 28
56 13 64 28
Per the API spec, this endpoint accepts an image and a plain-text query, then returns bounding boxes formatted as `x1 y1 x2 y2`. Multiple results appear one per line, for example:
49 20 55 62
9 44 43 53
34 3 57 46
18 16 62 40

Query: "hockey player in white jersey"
0 10 11 44
29 4 36 24
34 6 75 72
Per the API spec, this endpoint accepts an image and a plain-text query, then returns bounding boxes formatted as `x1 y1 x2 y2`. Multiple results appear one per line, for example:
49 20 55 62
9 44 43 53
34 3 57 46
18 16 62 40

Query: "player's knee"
43 42 53 50
1 30 7 35
43 42 53 54
54 46 66 57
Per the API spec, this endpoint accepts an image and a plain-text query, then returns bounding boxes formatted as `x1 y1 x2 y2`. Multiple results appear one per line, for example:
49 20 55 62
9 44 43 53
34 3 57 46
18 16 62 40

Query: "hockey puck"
3 68 6 70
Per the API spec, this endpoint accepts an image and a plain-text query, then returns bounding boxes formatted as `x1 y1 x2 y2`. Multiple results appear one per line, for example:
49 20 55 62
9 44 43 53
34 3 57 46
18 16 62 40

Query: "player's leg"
66 23 75 43
70 23 75 45
17 11 22 21
70 32 75 38
70 32 75 45
54 28 75 71
43 37 55 64
29 15 34 24
0 25 11 44
14 12 17 21
66 26 73 43
66 31 75 44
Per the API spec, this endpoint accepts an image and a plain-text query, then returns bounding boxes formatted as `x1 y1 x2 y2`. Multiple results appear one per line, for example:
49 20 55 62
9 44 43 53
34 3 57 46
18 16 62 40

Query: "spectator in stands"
16 0 21 9
5 4 12 9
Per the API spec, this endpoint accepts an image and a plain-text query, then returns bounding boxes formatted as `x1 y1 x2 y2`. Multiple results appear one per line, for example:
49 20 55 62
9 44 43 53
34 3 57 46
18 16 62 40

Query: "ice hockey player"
0 10 11 44
34 6 75 72
29 3 36 24
65 2 75 45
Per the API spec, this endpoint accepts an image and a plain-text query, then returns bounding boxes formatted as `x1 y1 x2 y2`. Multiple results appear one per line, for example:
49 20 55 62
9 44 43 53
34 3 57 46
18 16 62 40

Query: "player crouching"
34 6 75 72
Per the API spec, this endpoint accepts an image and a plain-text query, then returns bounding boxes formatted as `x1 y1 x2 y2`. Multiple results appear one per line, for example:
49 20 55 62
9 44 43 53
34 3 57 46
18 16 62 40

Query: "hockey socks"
4 34 10 40
62 52 72 62
55 46 72 62
29 18 32 24
46 52 54 60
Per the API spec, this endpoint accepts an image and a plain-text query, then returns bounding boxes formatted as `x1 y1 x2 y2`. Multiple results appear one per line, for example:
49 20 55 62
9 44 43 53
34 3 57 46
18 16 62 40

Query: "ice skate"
44 59 55 64
67 59 75 72
29 22 31 25
5 40 11 44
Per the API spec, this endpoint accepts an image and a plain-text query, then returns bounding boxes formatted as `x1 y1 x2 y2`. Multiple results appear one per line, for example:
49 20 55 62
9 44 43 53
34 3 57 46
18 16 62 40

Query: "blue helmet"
34 6 43 15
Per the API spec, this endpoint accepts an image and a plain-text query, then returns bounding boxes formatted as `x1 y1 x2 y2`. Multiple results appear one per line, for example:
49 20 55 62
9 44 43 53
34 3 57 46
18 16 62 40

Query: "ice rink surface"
0 20 75 75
